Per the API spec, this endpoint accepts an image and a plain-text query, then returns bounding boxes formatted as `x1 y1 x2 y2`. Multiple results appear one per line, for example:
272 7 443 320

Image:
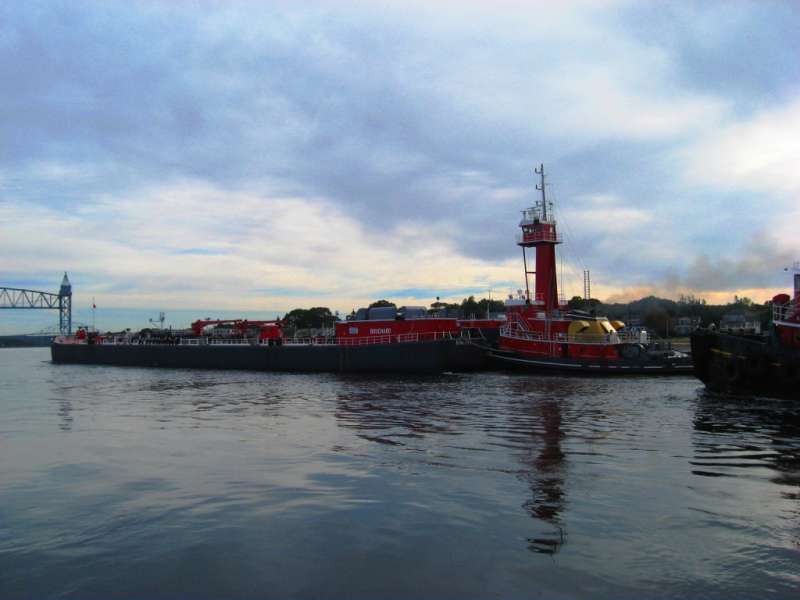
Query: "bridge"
0 273 73 334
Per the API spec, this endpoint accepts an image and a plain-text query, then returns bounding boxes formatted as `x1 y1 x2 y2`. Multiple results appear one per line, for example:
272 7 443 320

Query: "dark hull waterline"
51 340 486 373
489 348 694 375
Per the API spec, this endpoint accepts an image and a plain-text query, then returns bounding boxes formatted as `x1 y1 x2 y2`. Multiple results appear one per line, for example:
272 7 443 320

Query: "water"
1 348 798 599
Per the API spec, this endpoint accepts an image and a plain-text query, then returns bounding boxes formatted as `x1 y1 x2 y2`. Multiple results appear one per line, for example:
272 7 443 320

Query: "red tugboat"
51 306 485 373
691 263 800 399
489 165 692 374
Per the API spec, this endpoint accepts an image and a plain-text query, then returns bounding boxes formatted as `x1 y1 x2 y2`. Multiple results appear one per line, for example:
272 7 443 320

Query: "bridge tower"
59 272 72 335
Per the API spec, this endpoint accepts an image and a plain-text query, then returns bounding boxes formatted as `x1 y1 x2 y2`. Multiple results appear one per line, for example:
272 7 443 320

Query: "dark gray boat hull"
51 340 486 373
489 348 693 375
690 328 800 399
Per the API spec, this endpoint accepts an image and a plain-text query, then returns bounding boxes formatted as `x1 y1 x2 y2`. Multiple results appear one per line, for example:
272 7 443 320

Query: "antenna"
535 163 547 221
583 270 591 301
149 311 166 330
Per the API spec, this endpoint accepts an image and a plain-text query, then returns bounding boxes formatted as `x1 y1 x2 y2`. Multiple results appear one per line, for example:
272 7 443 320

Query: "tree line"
568 294 772 337
279 293 774 337
279 295 506 333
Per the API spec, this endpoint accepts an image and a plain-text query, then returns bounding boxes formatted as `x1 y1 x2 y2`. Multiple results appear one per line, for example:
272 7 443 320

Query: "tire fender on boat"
777 361 798 385
709 354 741 390
725 357 744 384
743 355 768 379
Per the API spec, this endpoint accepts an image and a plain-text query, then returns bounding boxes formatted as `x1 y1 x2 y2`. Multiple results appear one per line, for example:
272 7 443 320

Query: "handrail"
79 330 458 347
338 335 392 346
500 326 642 345
283 337 338 346
516 231 562 244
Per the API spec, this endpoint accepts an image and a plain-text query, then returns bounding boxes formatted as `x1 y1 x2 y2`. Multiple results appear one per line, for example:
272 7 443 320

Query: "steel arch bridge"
0 273 73 334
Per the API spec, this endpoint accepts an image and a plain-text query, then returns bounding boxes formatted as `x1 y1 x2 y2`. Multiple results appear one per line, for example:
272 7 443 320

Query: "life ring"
620 343 643 360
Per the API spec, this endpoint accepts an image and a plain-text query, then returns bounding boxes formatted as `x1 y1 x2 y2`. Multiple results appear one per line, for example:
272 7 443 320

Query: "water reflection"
521 398 567 555
693 392 800 485
334 378 466 446
502 377 571 556
56 397 73 431
334 375 571 556
692 393 800 565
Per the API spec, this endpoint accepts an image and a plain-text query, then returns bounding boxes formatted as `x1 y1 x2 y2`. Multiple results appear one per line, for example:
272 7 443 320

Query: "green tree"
567 296 601 312
429 300 459 316
283 307 334 331
460 295 480 317
368 299 396 309
476 297 505 317
567 296 585 310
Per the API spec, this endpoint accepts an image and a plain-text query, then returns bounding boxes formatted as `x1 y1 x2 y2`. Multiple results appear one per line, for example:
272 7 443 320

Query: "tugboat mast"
536 163 547 221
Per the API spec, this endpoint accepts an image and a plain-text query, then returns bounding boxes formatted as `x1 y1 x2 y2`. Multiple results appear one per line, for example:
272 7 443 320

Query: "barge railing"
86 331 458 347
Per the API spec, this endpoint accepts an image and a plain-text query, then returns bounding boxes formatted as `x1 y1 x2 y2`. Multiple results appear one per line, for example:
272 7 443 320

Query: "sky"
1 0 798 326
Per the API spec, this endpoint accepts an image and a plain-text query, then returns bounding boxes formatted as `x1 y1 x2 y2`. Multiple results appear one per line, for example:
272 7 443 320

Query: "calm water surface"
1 348 798 599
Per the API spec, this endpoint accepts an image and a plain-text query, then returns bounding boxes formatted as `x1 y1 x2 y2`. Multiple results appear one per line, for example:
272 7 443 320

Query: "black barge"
51 337 485 373
51 310 486 373
690 279 800 400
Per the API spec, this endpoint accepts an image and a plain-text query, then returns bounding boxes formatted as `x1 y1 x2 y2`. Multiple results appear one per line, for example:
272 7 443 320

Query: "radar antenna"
535 163 547 221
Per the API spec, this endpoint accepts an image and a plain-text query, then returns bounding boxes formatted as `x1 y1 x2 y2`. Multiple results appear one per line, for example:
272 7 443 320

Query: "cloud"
602 232 796 304
0 180 522 311
0 0 797 313
560 194 653 234
682 96 800 197
620 1 800 106
682 234 796 293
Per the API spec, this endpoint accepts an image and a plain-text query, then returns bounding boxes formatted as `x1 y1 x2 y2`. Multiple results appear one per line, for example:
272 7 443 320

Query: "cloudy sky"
1 0 798 317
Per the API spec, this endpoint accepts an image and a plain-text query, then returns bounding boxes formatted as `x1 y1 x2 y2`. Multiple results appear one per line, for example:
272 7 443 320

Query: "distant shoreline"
0 334 55 348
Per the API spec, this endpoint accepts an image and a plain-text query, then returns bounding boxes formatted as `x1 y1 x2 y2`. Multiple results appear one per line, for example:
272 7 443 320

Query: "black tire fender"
744 355 767 379
725 357 743 384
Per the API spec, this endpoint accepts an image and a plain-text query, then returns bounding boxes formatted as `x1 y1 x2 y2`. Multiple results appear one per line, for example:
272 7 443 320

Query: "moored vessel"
691 264 800 399
487 165 692 375
51 307 486 373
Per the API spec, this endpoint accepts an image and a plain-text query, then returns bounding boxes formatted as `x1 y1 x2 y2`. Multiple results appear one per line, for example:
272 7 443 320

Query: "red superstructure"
517 163 562 313
335 317 459 345
497 165 641 363
772 263 800 349
190 319 283 341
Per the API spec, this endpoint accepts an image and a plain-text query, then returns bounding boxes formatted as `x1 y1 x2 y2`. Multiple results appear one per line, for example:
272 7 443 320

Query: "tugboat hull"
489 348 693 375
690 329 800 399
51 339 486 373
